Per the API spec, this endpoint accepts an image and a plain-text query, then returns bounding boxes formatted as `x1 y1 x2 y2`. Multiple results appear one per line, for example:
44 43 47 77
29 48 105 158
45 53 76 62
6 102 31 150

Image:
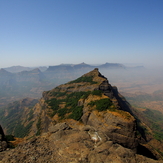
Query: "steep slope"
0 98 38 137
0 68 163 162
0 125 7 152
123 91 163 159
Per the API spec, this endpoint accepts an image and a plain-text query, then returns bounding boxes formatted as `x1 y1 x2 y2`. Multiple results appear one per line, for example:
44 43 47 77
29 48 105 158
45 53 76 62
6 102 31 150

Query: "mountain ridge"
0 68 163 162
46 62 126 72
3 62 144 73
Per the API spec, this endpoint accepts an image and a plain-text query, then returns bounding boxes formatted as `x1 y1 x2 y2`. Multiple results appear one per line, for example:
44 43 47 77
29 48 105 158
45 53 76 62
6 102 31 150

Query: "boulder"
0 125 7 152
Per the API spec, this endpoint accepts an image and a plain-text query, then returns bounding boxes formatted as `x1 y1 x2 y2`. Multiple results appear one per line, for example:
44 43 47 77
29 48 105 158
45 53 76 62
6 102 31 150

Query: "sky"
0 0 163 68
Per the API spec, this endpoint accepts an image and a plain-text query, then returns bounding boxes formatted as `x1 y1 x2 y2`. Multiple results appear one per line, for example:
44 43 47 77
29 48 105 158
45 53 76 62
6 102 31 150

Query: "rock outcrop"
0 122 162 163
0 125 7 152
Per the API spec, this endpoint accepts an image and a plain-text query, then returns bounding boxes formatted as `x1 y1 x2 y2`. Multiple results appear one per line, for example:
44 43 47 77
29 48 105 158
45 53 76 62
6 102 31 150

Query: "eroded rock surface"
0 123 162 163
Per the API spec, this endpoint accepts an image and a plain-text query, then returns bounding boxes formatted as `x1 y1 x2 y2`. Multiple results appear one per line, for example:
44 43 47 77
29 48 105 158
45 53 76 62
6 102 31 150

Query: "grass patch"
68 106 83 121
154 131 163 141
109 109 133 120
27 109 34 121
46 98 60 111
58 108 70 119
36 117 41 136
142 109 163 141
91 90 103 96
14 121 34 138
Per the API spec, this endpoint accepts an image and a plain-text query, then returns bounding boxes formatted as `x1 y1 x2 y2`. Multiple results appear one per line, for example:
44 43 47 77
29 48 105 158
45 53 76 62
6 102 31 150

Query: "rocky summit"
0 68 163 163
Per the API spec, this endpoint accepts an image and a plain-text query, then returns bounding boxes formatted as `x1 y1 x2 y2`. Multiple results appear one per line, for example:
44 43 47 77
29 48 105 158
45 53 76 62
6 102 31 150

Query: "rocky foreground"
0 122 162 163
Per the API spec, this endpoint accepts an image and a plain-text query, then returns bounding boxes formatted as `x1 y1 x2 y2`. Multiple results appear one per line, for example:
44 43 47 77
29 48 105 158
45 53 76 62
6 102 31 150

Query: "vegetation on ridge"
88 98 113 111
36 116 41 136
69 75 97 84
46 91 91 120
46 88 114 120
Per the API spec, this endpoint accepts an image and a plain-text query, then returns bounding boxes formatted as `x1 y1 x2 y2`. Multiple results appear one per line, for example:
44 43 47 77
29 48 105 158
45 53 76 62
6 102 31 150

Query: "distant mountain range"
46 62 126 71
4 66 47 73
0 62 145 106
3 62 144 73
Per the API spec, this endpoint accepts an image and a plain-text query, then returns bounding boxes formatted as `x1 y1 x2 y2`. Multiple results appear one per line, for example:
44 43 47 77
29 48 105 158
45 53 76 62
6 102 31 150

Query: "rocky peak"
82 68 105 78
100 62 126 69
35 69 139 150
31 68 41 74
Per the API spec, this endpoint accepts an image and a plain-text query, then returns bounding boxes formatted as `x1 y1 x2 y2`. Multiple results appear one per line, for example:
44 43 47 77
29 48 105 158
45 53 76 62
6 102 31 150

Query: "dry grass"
108 109 134 121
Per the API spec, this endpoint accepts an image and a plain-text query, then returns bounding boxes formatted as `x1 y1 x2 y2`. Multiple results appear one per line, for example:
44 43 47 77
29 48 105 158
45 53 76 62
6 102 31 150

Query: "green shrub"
5 135 15 141
67 86 75 89
91 90 102 96
58 108 70 119
36 117 41 136
51 91 67 97
69 76 97 84
65 91 91 106
68 106 83 121
27 109 34 121
14 121 34 138
156 148 163 156
154 131 163 141
46 98 60 110
47 90 107 121
88 98 113 111
48 110 57 118
48 91 92 120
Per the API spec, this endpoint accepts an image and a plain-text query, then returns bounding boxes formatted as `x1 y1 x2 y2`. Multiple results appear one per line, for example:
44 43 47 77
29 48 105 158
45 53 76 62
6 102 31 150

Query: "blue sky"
0 0 163 68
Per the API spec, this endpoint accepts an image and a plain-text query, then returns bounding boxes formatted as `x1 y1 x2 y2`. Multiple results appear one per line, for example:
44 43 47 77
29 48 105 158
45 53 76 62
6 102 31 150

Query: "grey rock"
48 122 70 133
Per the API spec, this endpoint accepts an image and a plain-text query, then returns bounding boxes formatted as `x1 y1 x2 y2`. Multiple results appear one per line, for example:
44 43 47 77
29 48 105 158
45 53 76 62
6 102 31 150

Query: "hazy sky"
1 0 163 68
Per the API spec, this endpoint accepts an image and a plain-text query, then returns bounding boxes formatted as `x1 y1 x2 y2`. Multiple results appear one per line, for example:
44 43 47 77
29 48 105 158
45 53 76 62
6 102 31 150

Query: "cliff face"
0 125 7 152
0 68 162 162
